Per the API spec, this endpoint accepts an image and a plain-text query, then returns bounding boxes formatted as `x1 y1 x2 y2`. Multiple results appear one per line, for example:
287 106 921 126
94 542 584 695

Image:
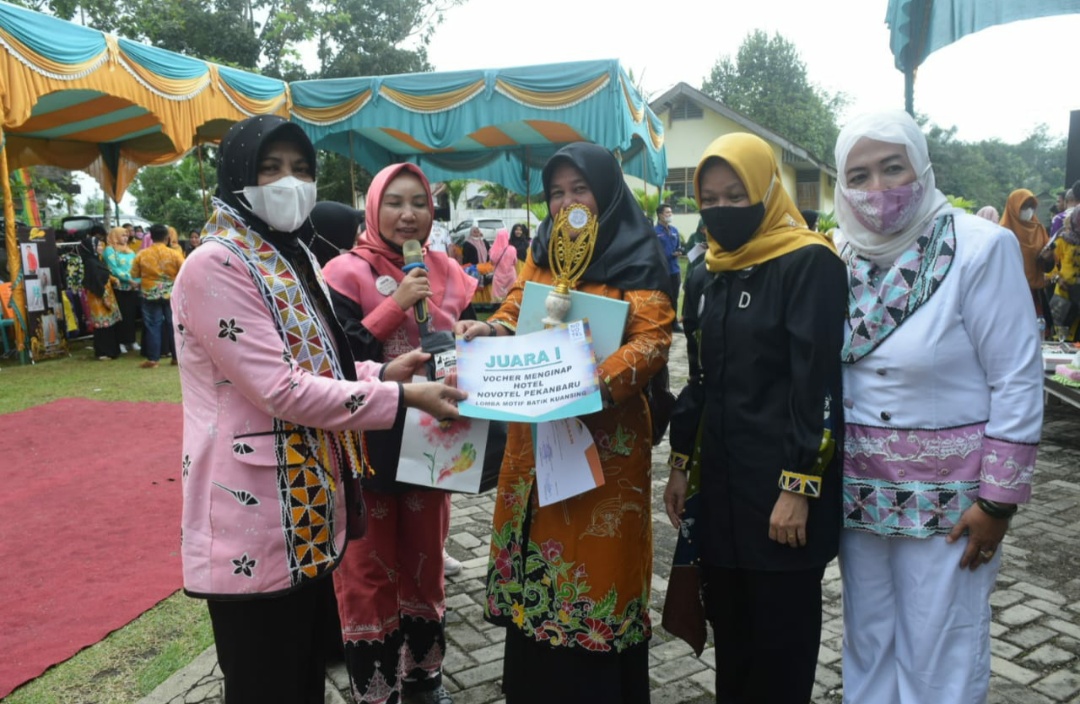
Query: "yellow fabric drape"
380 80 484 113
645 114 664 150
290 90 372 126
0 26 107 78
117 44 210 99
211 66 288 116
696 132 836 272
619 74 645 123
495 73 609 109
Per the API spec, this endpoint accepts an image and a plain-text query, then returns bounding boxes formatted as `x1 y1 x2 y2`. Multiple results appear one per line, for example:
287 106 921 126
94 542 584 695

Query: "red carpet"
0 399 184 698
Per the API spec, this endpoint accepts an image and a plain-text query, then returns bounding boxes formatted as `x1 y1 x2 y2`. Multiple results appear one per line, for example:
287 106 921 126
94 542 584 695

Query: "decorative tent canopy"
290 59 667 195
0 0 289 361
0 0 289 200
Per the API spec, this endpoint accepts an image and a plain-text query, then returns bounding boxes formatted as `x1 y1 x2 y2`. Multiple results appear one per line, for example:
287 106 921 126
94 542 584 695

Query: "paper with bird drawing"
397 376 490 493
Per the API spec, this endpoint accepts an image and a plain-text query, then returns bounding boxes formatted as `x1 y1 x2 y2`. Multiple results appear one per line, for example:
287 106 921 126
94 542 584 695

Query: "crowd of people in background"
62 220 190 365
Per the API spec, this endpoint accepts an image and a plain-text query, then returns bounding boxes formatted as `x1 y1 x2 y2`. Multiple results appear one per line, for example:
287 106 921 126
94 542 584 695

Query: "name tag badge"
375 275 398 296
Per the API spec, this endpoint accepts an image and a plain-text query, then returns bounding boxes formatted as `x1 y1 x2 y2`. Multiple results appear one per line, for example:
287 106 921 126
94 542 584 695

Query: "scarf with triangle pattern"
842 213 956 363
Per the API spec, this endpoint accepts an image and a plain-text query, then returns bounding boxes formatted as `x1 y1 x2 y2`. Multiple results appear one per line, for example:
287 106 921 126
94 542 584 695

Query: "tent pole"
1 127 29 363
643 147 650 218
349 133 358 209
197 144 209 221
904 68 915 117
525 146 531 231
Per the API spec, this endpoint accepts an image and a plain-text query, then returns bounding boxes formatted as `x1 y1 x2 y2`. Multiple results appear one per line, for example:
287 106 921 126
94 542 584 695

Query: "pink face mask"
842 181 925 236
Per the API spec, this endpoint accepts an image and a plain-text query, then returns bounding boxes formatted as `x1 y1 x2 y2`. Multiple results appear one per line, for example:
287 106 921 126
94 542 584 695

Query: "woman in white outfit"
833 110 1044 704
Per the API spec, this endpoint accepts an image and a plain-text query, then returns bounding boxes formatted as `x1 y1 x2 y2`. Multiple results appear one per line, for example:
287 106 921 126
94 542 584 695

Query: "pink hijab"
336 163 477 333
976 205 1000 222
489 228 518 300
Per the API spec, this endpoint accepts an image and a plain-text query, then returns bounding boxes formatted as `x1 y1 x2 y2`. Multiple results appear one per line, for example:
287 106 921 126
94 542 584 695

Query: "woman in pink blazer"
171 115 464 704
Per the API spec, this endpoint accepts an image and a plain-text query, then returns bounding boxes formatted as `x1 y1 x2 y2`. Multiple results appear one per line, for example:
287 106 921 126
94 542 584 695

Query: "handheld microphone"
402 239 430 335
401 239 457 381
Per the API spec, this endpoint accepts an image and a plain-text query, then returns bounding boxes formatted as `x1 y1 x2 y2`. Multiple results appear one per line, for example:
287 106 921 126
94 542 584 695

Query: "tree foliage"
632 188 673 222
702 30 846 163
924 120 1067 211
20 0 460 79
128 147 214 234
477 182 524 209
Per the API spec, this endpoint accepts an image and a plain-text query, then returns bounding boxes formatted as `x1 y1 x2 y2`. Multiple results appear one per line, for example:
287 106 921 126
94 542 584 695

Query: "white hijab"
834 110 955 267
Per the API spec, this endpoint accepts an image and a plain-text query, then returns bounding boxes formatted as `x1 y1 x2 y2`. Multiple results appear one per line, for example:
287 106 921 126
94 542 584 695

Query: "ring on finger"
979 548 995 559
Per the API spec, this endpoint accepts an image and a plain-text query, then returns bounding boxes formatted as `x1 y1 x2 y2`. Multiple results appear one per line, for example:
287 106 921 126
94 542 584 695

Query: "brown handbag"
661 564 707 656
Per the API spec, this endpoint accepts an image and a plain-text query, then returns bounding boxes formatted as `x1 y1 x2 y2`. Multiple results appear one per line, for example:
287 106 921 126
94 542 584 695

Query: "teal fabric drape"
119 37 207 80
0 1 106 65
290 59 667 195
218 65 289 101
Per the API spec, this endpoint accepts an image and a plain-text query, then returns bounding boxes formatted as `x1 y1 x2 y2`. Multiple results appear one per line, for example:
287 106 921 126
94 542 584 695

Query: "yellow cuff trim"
779 471 821 498
669 452 690 472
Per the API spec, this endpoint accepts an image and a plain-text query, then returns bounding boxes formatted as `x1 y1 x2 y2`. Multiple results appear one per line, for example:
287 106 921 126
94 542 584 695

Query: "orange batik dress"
482 255 673 654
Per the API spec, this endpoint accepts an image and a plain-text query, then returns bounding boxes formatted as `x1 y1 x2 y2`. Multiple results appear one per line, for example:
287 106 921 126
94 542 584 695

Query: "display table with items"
1044 342 1080 410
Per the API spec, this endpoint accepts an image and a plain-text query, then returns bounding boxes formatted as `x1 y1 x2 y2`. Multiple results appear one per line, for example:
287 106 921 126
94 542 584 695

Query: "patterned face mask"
842 181 925 236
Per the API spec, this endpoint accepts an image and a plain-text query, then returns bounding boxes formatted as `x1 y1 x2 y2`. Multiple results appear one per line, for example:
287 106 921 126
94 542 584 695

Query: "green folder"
517 282 629 362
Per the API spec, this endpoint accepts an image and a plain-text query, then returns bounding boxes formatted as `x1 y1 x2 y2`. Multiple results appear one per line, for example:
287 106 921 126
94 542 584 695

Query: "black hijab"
530 143 669 293
216 114 318 254
308 201 364 267
77 234 111 298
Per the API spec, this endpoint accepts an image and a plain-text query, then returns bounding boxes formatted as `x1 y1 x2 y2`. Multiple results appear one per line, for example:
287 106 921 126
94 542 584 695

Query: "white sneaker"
119 344 128 354
443 549 462 577
132 342 141 351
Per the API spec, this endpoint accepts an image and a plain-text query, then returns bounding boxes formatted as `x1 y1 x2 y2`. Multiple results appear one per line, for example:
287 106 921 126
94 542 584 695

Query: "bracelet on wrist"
485 321 498 337
976 497 1018 520
778 470 822 498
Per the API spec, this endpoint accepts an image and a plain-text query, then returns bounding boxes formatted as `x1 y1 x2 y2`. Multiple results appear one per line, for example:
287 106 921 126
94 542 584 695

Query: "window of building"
668 98 703 122
663 167 695 213
795 169 820 210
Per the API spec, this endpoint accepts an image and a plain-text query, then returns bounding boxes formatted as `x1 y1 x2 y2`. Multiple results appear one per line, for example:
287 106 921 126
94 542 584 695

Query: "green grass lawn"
1 341 214 704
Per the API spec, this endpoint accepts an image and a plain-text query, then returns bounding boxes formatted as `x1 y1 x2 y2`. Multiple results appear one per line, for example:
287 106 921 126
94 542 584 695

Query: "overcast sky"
426 0 1079 146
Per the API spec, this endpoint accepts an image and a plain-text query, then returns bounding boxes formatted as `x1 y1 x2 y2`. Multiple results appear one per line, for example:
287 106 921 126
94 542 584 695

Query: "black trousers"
702 565 825 704
207 578 335 704
114 288 140 347
669 272 681 314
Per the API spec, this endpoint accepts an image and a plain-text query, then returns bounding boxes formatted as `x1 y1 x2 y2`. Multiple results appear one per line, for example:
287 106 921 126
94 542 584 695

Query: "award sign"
456 321 602 422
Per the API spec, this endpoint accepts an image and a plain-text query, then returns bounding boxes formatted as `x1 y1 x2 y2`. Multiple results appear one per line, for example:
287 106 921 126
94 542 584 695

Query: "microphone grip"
413 298 430 337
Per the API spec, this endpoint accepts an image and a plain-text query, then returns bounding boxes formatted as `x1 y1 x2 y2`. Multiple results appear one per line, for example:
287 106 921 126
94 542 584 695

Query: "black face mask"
700 203 765 252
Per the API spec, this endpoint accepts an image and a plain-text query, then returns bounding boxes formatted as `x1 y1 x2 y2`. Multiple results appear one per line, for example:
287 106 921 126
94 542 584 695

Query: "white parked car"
450 217 505 246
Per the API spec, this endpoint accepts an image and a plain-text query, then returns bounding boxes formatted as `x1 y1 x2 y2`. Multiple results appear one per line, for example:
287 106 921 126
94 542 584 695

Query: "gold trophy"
542 203 598 326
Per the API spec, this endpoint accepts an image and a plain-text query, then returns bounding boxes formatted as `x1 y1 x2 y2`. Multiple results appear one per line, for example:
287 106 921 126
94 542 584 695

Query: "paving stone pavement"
138 334 1080 704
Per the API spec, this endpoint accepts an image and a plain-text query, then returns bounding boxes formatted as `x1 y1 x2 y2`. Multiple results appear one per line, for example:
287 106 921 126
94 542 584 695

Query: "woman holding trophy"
455 142 674 704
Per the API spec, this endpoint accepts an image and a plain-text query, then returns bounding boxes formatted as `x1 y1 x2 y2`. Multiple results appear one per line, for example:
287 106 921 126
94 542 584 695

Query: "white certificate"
456 321 602 422
535 418 604 506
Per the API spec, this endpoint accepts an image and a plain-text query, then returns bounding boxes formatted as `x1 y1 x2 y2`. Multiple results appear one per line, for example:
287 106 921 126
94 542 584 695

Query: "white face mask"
1020 207 1035 222
240 176 317 233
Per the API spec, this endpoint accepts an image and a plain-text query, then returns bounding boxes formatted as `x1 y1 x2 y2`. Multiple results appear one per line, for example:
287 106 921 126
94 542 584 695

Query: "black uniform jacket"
674 244 846 571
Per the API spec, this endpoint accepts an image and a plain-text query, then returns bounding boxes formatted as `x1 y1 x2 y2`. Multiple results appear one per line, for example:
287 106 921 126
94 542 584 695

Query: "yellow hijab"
695 133 834 272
